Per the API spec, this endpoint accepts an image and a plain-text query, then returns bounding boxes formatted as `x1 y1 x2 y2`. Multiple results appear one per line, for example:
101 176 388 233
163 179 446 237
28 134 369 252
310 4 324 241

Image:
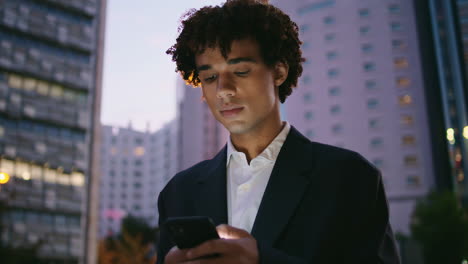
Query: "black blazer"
156 127 401 263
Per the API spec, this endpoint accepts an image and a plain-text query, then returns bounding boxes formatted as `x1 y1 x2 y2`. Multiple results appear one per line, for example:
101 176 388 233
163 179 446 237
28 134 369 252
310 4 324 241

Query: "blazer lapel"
194 146 228 226
251 127 315 247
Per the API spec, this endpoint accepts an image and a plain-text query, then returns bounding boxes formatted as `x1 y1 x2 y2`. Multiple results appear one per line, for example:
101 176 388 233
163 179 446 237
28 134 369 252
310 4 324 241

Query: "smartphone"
164 216 220 249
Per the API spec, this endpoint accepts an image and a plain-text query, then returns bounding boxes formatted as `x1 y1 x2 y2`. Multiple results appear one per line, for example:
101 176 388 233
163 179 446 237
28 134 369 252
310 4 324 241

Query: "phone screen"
165 216 220 249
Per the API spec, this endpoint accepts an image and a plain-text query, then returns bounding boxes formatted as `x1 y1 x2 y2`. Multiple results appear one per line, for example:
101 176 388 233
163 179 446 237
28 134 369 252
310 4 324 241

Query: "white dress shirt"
226 122 291 233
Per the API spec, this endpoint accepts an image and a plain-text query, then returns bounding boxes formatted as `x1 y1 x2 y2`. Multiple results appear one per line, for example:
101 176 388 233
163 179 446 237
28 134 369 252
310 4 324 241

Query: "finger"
216 224 250 239
165 246 191 263
186 239 231 260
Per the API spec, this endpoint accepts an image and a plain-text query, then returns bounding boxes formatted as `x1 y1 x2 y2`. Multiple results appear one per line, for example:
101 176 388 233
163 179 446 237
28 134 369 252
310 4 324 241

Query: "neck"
230 118 284 163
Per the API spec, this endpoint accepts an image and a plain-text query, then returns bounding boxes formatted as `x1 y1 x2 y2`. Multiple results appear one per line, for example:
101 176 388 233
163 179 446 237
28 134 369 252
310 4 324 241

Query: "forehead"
195 39 262 65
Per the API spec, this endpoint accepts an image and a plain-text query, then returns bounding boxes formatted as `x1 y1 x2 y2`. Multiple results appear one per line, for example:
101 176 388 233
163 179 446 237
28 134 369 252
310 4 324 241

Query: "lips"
220 107 244 118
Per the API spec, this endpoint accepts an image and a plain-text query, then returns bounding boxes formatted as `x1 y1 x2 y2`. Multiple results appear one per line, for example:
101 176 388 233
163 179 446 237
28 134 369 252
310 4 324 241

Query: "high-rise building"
414 0 468 202
271 0 435 234
98 122 177 238
176 78 228 171
0 0 106 263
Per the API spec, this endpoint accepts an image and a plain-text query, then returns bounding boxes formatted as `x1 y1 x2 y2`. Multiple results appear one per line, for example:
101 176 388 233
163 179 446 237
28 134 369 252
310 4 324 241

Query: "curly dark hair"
166 0 305 103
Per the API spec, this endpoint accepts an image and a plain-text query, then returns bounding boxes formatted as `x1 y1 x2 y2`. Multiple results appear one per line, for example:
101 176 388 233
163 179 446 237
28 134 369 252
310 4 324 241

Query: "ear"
273 61 289 87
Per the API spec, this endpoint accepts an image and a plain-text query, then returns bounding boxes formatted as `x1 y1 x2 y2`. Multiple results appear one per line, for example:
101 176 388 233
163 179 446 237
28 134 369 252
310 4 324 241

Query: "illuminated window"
44 168 57 184
328 86 341 96
37 81 49 95
24 77 37 91
402 135 416 146
31 165 42 181
16 161 30 180
71 172 84 187
50 85 64 98
0 159 15 177
330 104 341 115
304 111 314 120
394 57 408 69
134 147 145 156
8 74 22 89
401 115 414 125
367 98 379 109
396 77 410 87
404 155 418 166
358 8 370 17
398 95 412 106
57 171 70 186
406 175 420 187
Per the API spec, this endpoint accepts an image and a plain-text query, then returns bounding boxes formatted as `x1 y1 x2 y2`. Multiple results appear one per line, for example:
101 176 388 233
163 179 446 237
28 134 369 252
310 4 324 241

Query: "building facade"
272 0 435 234
0 0 106 263
99 122 177 238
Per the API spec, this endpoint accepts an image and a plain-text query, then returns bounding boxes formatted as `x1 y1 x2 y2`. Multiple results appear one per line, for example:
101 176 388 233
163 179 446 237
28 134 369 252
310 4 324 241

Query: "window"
300 24 310 34
328 86 341 96
396 77 410 87
363 62 375 72
398 95 412 106
134 138 143 145
330 104 341 115
360 26 370 35
302 75 311 84
306 130 314 139
134 159 143 166
324 33 336 42
134 171 142 177
109 170 115 177
133 205 141 211
368 118 380 129
328 68 339 78
304 111 314 120
388 4 401 14
365 80 377 91
367 98 379 109
331 124 343 134
394 57 408 69
402 135 416 146
8 74 22 89
390 22 402 32
361 43 373 53
406 175 420 187
303 92 313 103
370 137 383 148
134 182 142 189
372 158 384 168
404 155 418 166
358 8 370 18
302 42 310 49
121 182 127 188
392 39 406 49
401 115 414 126
326 51 338 60
323 16 335 25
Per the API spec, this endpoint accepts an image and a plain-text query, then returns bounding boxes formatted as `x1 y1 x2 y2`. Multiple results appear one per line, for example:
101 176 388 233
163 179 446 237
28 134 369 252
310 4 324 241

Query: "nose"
216 73 236 99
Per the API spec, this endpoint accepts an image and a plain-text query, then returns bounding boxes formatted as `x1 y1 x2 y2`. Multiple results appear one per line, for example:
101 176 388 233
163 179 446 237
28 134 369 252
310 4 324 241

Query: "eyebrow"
196 57 257 72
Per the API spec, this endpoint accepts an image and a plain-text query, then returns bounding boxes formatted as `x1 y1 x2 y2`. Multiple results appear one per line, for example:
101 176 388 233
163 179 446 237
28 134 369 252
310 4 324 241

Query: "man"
157 0 401 263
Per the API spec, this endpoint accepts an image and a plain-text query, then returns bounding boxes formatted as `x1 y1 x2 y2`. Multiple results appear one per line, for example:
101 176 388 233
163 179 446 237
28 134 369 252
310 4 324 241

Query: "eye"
203 74 217 82
235 70 250 76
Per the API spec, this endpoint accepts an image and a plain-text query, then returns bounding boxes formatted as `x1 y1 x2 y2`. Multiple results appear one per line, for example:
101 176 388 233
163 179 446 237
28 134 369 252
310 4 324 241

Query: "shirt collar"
226 122 291 166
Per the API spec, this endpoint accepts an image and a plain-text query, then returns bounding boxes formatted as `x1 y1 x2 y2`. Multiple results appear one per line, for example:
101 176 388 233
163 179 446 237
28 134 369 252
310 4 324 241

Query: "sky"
101 0 224 132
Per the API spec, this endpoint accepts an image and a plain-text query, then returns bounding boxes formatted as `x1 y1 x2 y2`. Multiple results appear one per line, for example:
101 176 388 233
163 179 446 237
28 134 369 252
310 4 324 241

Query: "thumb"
216 224 250 239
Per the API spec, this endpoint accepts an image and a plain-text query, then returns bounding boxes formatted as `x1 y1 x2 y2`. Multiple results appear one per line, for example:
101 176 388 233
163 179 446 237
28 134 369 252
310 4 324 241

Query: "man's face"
195 39 283 135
